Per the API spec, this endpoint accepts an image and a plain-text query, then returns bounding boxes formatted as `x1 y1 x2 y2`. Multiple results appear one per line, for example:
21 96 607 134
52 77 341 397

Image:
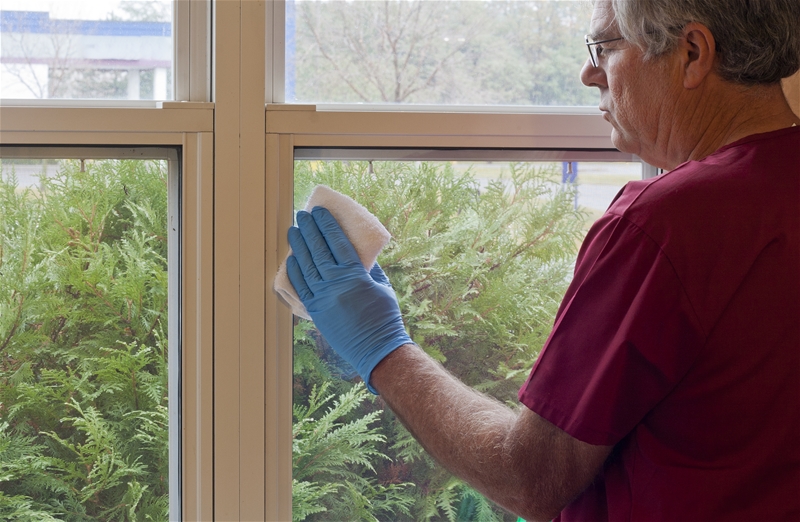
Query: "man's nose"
580 58 606 88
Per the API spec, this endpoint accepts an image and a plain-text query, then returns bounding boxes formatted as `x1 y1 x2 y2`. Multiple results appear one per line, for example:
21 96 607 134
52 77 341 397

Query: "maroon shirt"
519 127 800 521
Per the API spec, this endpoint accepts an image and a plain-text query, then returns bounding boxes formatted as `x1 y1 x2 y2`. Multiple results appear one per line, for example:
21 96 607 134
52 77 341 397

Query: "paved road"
577 183 625 212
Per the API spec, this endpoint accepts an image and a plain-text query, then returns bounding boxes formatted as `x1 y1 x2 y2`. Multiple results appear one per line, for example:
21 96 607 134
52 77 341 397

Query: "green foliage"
0 159 169 520
292 160 584 520
293 383 415 521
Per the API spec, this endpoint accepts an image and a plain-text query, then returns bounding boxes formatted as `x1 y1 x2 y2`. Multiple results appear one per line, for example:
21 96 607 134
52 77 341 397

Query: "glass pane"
1 1 172 100
0 155 171 519
286 0 597 107
291 157 640 520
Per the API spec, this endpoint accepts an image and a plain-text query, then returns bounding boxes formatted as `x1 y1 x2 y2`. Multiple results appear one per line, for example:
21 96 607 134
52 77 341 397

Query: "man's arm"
372 344 612 522
287 207 612 520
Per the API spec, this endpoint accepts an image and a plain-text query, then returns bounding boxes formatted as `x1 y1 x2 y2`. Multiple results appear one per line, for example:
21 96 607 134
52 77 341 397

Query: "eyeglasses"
585 35 625 68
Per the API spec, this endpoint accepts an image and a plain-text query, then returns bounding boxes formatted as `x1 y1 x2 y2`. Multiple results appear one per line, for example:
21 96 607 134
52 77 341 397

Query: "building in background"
1 10 171 100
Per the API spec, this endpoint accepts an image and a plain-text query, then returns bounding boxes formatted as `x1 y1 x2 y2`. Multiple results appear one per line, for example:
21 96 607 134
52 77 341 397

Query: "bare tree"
291 0 599 106
296 0 489 103
107 1 171 22
1 17 79 98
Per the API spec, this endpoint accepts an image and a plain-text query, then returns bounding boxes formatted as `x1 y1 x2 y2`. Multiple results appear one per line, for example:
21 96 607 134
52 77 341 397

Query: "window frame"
0 2 215 518
0 144 185 515
264 103 647 521
0 105 214 522
268 7 798 521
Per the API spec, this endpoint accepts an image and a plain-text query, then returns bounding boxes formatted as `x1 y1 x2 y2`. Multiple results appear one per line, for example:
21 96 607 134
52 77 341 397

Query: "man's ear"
680 22 717 89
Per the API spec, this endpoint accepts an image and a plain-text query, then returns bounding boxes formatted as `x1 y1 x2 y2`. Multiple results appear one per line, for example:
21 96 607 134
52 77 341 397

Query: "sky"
0 0 171 20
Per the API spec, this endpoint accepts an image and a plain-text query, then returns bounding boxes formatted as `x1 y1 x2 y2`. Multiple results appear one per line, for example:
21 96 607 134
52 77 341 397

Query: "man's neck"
664 83 799 169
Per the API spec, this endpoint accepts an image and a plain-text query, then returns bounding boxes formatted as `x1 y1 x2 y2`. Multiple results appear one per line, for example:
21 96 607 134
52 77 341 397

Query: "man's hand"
286 206 412 393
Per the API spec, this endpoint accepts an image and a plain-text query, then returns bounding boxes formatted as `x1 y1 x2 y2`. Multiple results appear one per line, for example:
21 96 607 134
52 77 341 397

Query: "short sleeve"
518 212 705 446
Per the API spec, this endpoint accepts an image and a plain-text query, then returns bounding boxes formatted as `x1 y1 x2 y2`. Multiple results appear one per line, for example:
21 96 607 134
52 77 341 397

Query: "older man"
286 0 800 519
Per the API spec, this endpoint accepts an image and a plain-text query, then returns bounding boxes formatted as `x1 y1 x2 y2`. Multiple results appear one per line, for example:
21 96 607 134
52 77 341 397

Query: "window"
285 0 597 107
289 150 643 520
274 11 798 519
1 37 213 522
1 0 214 517
0 148 177 519
0 1 173 101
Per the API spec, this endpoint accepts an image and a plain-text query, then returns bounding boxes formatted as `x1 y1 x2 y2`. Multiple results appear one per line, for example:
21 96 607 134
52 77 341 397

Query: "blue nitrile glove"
286 207 412 394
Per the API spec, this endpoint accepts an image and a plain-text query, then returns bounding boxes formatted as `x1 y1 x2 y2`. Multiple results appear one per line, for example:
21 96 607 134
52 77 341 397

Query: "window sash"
0 144 185 519
267 0 601 110
0 112 214 521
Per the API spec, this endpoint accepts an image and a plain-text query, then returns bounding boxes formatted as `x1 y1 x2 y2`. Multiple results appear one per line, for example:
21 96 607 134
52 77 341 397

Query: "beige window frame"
0 105 214 521
262 10 798 522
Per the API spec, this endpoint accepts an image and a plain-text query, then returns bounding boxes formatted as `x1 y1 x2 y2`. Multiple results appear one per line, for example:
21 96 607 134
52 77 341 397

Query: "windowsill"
270 102 601 116
0 99 168 108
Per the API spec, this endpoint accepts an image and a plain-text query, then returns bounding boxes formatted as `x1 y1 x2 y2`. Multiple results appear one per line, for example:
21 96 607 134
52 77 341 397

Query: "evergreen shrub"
0 159 169 521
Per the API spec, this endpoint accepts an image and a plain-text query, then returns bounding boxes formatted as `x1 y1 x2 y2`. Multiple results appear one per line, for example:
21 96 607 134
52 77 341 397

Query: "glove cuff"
359 334 413 394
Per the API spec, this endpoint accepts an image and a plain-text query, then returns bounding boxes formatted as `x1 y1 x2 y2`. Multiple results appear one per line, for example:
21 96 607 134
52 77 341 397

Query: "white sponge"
274 185 391 320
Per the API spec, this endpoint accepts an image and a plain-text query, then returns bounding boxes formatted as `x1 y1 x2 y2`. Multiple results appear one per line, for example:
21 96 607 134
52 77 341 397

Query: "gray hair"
611 0 800 85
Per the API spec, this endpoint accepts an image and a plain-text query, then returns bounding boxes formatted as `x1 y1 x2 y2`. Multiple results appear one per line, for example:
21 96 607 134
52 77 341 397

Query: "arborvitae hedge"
0 159 169 521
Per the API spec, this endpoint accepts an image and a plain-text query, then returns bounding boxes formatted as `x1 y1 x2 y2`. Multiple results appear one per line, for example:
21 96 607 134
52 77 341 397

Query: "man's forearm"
371 344 588 521
373 343 516 482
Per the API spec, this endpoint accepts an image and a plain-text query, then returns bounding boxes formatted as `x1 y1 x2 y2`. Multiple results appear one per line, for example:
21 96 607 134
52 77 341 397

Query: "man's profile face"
581 0 676 165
